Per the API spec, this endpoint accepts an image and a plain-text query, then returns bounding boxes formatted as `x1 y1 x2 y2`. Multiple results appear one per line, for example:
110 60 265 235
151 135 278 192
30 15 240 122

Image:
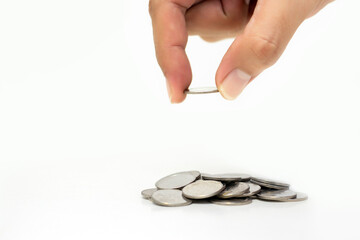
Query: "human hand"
149 0 333 103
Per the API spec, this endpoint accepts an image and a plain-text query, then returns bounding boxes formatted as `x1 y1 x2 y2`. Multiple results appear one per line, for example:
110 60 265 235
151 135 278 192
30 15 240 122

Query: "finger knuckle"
249 35 280 67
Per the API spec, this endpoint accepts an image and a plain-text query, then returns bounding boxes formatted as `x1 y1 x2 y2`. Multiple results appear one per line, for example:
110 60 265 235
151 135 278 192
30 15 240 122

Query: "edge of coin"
256 189 297 201
141 188 158 200
217 182 250 199
276 192 308 202
184 87 219 95
182 180 225 200
155 171 201 190
202 173 249 182
210 197 253 206
250 179 289 190
151 190 192 207
251 177 290 188
236 182 261 197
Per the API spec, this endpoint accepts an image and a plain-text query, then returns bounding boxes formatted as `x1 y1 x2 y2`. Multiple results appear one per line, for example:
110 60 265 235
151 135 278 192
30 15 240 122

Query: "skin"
149 0 334 103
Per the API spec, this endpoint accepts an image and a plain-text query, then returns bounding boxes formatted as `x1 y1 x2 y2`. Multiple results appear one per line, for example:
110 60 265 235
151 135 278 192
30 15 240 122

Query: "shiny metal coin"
184 87 219 94
257 189 297 201
182 180 225 199
210 197 252 206
190 171 202 180
218 182 250 199
277 192 308 202
237 182 261 197
250 179 289 190
155 171 201 189
251 177 289 188
202 173 251 182
151 189 192 207
141 188 158 200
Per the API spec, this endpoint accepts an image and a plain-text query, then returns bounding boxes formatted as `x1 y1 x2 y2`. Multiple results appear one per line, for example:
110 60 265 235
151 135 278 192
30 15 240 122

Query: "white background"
0 0 359 239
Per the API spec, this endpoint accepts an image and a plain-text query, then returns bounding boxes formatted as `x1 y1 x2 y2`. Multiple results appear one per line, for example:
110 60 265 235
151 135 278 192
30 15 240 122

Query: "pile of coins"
141 171 307 207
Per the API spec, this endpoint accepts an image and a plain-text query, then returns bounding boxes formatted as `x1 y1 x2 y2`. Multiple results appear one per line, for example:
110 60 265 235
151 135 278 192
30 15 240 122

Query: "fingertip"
166 83 186 104
217 68 252 100
170 95 187 104
165 74 190 104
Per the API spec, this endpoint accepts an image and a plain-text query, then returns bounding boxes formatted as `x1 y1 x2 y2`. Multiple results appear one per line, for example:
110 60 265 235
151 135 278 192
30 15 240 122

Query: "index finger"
149 0 201 103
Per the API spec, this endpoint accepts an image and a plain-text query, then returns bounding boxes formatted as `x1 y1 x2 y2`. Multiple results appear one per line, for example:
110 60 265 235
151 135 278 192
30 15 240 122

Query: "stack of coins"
141 171 307 207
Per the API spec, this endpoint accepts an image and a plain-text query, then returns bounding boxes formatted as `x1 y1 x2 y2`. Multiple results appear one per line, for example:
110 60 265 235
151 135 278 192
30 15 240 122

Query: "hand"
149 0 333 103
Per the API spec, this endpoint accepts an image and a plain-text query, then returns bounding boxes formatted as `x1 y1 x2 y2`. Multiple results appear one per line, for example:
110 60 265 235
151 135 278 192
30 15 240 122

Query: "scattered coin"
250 179 289 190
236 182 261 197
210 197 253 206
155 171 201 189
202 173 251 182
151 189 192 207
182 180 225 199
190 171 202 179
142 171 307 207
218 182 250 199
276 192 308 202
184 87 219 94
141 188 157 199
257 189 297 201
251 177 290 188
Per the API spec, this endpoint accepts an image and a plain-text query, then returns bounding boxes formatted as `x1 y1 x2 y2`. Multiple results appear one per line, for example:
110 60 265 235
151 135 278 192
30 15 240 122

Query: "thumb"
216 0 307 100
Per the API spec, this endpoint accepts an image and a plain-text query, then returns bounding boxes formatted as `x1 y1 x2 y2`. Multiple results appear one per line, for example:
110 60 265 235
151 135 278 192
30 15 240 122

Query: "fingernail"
166 79 174 103
219 69 251 100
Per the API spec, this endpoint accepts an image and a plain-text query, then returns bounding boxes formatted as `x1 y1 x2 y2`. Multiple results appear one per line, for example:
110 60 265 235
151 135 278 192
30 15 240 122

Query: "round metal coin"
141 188 158 200
182 180 225 199
277 192 308 202
210 197 252 206
202 173 251 182
251 177 290 188
151 189 192 207
190 171 202 180
184 87 219 94
237 182 261 197
250 179 289 190
155 171 201 189
218 182 250 199
257 189 297 201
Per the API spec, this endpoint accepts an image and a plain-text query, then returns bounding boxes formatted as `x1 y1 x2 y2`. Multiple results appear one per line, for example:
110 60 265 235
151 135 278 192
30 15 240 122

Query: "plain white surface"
0 1 360 239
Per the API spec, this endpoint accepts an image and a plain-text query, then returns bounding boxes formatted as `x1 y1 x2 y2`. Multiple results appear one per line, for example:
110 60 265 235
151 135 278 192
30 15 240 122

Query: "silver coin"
151 189 192 207
250 179 289 190
155 171 201 189
257 189 297 201
190 171 202 180
202 173 251 182
184 87 219 95
210 197 253 206
251 177 289 188
218 182 250 199
141 188 158 200
182 180 225 199
276 192 308 202
237 182 261 197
